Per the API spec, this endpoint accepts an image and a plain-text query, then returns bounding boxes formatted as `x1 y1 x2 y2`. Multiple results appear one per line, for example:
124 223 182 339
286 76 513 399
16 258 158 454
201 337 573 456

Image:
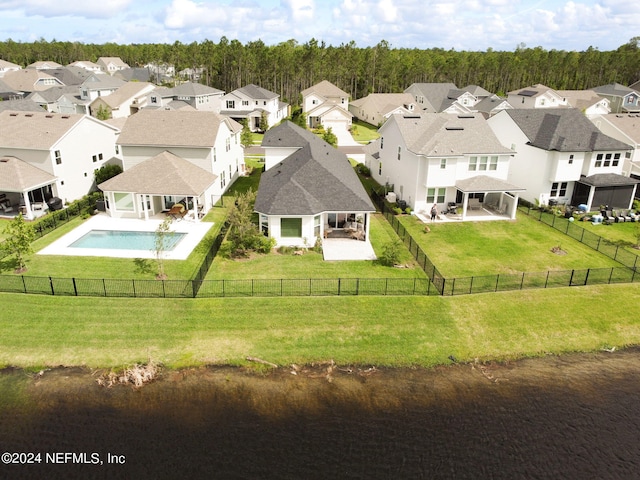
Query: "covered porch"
97 151 218 222
453 175 525 221
0 156 57 221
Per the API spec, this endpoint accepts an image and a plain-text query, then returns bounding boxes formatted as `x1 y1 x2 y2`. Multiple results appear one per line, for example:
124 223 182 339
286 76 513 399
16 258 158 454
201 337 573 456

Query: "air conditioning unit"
386 192 397 203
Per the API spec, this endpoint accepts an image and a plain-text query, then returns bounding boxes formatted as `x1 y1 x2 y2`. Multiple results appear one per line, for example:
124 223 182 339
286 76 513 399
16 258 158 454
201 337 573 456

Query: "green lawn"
350 119 380 144
1 284 638 369
396 212 623 277
205 213 424 280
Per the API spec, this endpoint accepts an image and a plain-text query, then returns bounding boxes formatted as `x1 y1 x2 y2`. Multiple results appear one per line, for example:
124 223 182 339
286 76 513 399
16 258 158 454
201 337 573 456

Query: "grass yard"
350 119 380 144
396 212 623 277
205 213 424 280
1 284 638 369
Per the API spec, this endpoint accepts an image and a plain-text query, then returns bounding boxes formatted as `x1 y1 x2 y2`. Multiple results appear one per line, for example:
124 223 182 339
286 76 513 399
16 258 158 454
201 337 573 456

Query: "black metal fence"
0 275 434 298
371 191 639 296
518 206 640 270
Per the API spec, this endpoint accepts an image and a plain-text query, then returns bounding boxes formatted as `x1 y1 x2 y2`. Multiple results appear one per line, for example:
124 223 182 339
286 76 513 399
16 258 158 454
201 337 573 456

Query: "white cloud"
0 0 133 18
283 0 315 22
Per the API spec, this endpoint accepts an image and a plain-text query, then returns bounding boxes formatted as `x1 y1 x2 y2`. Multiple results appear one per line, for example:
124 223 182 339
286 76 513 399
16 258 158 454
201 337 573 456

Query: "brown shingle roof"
0 110 85 149
0 155 57 192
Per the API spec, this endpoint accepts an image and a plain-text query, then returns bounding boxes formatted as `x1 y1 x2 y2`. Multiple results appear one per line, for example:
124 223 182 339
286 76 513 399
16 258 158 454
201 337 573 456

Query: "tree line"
1 37 639 104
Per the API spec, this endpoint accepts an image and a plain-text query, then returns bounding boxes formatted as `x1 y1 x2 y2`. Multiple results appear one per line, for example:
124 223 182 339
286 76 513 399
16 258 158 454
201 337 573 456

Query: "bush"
95 164 123 185
379 240 402 267
356 164 371 177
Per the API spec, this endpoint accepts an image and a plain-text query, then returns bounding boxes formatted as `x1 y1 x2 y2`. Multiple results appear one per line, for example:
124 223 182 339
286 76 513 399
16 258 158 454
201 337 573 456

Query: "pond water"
1 349 639 479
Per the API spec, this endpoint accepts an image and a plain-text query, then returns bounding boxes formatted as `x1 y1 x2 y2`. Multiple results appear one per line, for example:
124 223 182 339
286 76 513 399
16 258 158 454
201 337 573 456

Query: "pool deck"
38 213 214 260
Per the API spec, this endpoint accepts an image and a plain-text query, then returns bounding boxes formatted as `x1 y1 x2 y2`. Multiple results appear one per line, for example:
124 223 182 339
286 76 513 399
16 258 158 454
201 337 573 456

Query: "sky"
0 0 637 52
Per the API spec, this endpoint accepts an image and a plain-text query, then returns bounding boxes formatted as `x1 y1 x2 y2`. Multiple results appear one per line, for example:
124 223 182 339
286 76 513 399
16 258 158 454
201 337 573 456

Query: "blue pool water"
70 230 186 251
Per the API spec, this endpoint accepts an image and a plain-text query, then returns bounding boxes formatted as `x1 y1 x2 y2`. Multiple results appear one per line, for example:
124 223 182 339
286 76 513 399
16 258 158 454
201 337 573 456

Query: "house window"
397 146 401 161
314 215 321 238
242 100 249 106
92 155 98 163
380 137 384 149
55 150 62 165
226 138 231 152
115 145 119 154
604 153 612 167
113 192 134 211
596 153 603 167
226 100 235 109
281 218 302 238
151 96 157 104
613 153 620 166
489 156 498 170
478 156 488 171
550 182 567 197
426 187 446 204
213 147 216 162
220 170 226 189
440 159 447 169
312 99 318 105
378 162 382 175
469 156 477 171
260 214 269 236
568 154 574 164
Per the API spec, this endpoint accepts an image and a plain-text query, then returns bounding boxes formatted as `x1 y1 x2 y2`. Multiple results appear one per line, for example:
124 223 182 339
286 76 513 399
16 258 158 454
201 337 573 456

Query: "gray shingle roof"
170 82 224 96
456 175 525 193
505 108 632 151
98 151 217 195
255 121 375 216
579 173 640 187
392 113 513 156
117 109 241 148
236 84 278 100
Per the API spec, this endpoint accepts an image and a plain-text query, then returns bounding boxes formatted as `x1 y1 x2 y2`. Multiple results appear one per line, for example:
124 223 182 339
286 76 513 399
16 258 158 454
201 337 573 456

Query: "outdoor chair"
167 204 187 220
603 210 615 222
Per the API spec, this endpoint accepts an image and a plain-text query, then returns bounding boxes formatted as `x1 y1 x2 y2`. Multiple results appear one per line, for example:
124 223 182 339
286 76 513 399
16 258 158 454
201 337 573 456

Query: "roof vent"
445 126 464 131
9 113 18 116
25 113 33 117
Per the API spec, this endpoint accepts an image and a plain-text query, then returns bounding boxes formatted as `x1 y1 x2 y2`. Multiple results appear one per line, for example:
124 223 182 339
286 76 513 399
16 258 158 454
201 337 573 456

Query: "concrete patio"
322 237 377 261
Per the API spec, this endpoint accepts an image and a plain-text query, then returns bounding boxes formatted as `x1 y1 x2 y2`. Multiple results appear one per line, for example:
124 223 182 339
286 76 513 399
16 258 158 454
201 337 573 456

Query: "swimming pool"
70 230 186 251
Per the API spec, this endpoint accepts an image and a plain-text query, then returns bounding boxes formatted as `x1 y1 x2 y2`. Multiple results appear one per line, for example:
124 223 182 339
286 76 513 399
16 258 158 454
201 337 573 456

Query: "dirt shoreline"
2 348 640 479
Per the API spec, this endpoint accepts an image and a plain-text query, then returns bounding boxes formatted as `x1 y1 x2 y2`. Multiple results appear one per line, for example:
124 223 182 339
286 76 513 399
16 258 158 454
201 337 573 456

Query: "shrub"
379 240 402 267
357 164 371 177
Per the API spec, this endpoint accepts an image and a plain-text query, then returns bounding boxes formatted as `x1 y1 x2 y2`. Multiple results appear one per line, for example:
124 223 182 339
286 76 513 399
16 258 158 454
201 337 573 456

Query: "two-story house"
555 90 611 118
100 110 244 220
591 113 640 181
349 93 416 127
591 83 640 114
369 113 521 220
1 69 65 94
507 84 570 109
220 84 288 132
97 57 130 75
147 82 224 112
0 111 121 216
301 80 352 134
487 108 637 210
89 82 156 119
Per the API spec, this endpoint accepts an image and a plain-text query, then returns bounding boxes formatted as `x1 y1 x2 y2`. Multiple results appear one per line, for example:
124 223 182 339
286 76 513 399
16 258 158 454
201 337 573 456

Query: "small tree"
240 119 253 147
259 111 269 132
153 217 174 280
95 104 111 121
225 189 274 257
4 214 36 273
322 127 338 147
379 240 402 267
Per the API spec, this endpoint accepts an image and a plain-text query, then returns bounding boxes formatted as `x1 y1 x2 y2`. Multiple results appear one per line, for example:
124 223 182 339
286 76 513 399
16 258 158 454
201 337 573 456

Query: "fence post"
132 279 136 297
49 276 54 296
338 278 341 295
495 274 500 292
72 278 78 296
608 268 614 284
569 269 575 286
469 276 473 295
584 269 590 286
544 271 550 288
521 272 525 290
103 278 107 297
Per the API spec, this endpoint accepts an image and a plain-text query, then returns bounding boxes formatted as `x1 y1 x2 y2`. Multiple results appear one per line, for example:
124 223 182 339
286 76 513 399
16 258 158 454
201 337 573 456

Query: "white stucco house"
89 82 156 119
487 108 637 210
591 113 640 180
220 84 288 132
0 59 22 77
100 110 244 220
0 110 121 217
507 84 571 109
255 121 375 253
147 82 224 112
97 57 130 75
301 80 352 133
367 113 522 220
349 93 416 127
556 90 611 118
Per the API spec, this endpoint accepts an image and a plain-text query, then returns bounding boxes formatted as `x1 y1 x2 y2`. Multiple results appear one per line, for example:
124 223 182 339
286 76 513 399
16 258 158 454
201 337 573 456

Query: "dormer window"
568 154 574 165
